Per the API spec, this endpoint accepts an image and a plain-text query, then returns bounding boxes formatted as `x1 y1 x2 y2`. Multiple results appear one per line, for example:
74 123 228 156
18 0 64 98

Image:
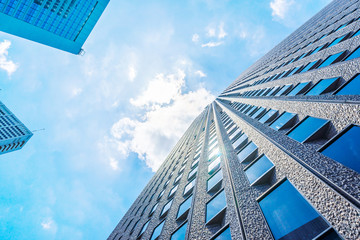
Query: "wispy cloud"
201 41 224 48
192 34 200 43
0 40 18 76
128 65 137 82
41 218 57 232
270 0 295 19
195 70 206 78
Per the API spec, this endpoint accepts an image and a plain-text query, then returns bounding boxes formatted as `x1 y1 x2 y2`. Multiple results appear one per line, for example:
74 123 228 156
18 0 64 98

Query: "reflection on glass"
287 82 310 96
259 109 277 124
252 107 266 119
275 85 292 96
259 180 327 240
270 112 296 131
151 221 165 240
299 60 318 73
184 178 196 195
214 226 232 240
336 74 360 95
237 142 257 162
208 170 223 191
177 196 193 219
208 156 221 175
318 51 344 68
287 117 327 142
138 221 149 237
245 155 274 184
171 222 188 240
321 125 360 173
161 199 173 217
206 190 227 222
305 78 338 95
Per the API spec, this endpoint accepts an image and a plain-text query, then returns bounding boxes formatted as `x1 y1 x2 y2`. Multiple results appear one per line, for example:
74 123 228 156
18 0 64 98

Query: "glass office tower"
108 0 360 239
0 0 110 54
0 101 32 155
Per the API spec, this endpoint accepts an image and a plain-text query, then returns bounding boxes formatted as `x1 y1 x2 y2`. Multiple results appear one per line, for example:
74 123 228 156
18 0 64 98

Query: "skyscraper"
0 101 32 155
108 0 360 239
0 0 110 54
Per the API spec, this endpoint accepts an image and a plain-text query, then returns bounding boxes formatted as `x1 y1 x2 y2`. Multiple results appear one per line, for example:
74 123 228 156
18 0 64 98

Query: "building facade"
0 0 110 54
108 0 360 239
0 101 32 155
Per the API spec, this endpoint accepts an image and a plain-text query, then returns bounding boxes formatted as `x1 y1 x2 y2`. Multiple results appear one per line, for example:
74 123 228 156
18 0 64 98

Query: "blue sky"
0 0 331 239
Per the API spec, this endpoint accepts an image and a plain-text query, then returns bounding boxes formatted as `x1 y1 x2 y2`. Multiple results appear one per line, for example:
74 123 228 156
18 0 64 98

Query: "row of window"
220 111 341 240
229 101 360 174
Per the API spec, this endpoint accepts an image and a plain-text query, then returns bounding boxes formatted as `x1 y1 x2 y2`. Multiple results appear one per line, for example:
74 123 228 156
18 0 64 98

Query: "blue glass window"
245 155 274 184
149 203 158 216
214 226 232 240
232 133 248 149
151 221 165 240
206 190 227 222
346 46 360 61
252 107 266 119
237 142 257 162
177 195 193 219
352 29 360 38
259 180 328 240
309 46 322 55
288 117 328 142
335 23 346 31
171 222 188 240
184 178 196 196
287 66 301 77
274 84 292 96
299 60 319 73
138 220 150 237
208 156 221 175
207 169 223 192
327 35 346 48
259 109 278 124
168 185 178 198
270 112 296 131
336 74 360 95
321 125 360 173
318 51 344 68
287 82 311 96
188 166 198 180
266 86 281 96
305 77 338 95
161 199 173 217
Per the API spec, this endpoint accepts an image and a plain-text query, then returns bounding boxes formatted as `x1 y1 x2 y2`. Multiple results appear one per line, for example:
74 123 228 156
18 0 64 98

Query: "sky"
0 0 331 239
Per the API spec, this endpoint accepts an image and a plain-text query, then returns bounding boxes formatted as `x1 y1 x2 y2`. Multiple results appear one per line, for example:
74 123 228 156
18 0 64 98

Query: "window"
177 195 193 219
269 112 297 131
299 60 319 73
259 109 278 124
318 51 345 68
174 173 182 184
206 190 227 223
287 82 311 96
327 34 347 48
287 116 328 142
320 125 360 173
237 142 258 163
168 185 178 198
208 147 221 160
265 86 281 96
208 156 221 175
171 222 188 240
184 178 196 196
251 107 266 119
158 190 164 200
149 203 158 216
259 179 329 240
274 84 292 96
245 155 274 184
138 221 149 238
213 226 232 240
336 74 360 95
345 46 360 61
232 133 248 150
229 129 241 141
191 159 199 168
305 77 339 95
207 169 223 192
150 221 165 240
160 199 173 217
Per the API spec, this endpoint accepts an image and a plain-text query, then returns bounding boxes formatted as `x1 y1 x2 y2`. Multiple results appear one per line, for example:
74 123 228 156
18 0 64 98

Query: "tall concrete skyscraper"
0 0 110 54
108 0 360 239
0 101 32 155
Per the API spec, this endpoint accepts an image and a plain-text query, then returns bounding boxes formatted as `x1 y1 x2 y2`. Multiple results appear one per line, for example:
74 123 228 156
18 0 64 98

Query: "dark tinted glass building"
0 0 110 54
108 0 360 239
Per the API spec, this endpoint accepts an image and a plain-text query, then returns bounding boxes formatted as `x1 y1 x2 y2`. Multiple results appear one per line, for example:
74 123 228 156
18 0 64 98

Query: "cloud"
109 70 214 171
195 70 206 78
218 22 227 39
109 157 120 171
192 34 200 43
201 41 224 48
41 218 57 232
270 0 295 19
128 65 137 82
0 40 18 75
207 27 216 37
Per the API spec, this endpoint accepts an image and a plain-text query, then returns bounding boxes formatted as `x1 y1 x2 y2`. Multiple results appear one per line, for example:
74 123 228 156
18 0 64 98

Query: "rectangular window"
305 77 339 95
208 156 221 175
188 166 198 180
259 109 278 124
171 222 188 240
184 178 196 196
149 203 158 216
207 169 223 192
177 196 193 219
151 221 165 240
320 125 360 173
138 221 149 237
168 185 178 198
269 112 297 131
287 116 328 142
318 51 346 68
299 60 320 73
245 155 274 184
345 46 360 61
274 84 293 96
232 133 248 150
259 179 329 240
160 199 173 217
237 142 258 163
206 190 227 222
213 226 232 240
336 74 360 95
252 107 266 119
286 82 311 96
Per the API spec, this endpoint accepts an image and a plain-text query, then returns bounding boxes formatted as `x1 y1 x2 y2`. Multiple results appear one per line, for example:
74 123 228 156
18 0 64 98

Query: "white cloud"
128 65 137 82
201 41 224 48
0 40 18 76
270 0 294 19
130 70 185 107
192 34 200 42
41 218 57 232
71 87 83 97
207 27 216 37
195 70 206 78
218 22 227 39
109 70 214 171
109 157 120 170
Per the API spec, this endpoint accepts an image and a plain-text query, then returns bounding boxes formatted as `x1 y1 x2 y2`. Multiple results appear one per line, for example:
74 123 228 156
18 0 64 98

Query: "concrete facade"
108 0 360 239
